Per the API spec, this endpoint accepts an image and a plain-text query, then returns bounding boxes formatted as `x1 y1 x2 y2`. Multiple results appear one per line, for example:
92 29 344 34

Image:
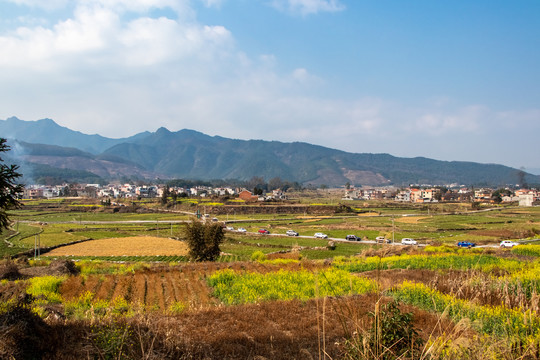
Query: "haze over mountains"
1 117 538 187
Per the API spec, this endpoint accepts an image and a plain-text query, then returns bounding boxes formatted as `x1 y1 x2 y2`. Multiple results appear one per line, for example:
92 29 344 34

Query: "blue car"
457 241 476 248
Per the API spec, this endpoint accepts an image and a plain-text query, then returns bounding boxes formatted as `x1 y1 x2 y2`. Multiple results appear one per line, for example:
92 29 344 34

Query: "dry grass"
395 216 428 224
45 236 189 256
0 293 455 360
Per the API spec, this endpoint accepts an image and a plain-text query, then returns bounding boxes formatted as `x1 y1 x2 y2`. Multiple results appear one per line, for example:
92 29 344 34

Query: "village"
21 182 540 206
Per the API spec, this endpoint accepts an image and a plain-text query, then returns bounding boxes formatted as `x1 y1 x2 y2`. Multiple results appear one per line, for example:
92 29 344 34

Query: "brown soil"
18 259 80 278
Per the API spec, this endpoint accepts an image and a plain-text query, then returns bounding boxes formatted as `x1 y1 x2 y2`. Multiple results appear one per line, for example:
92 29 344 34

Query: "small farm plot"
44 236 189 257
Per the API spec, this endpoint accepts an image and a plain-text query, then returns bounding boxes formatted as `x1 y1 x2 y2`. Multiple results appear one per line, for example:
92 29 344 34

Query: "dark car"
346 235 359 241
258 229 270 234
457 241 476 248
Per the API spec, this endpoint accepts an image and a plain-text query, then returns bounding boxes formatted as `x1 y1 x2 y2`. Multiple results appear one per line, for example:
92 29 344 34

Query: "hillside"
4 140 158 184
103 127 538 186
0 116 150 154
2 117 539 186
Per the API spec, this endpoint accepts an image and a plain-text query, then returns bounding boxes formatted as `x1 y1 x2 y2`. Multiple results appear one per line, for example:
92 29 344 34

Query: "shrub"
369 301 423 359
251 250 267 261
183 220 224 262
168 301 186 315
0 258 22 281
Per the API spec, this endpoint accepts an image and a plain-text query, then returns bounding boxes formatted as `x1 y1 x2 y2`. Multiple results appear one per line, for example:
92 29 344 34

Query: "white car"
401 238 417 245
314 232 328 239
500 240 519 248
286 230 299 236
237 227 247 233
376 236 391 244
226 226 234 231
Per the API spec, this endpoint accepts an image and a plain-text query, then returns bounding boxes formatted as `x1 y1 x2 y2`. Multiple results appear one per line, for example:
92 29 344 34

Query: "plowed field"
60 261 329 311
46 236 188 256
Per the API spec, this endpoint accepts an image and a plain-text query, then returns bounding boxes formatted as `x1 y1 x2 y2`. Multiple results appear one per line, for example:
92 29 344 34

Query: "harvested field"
45 236 189 256
395 216 428 224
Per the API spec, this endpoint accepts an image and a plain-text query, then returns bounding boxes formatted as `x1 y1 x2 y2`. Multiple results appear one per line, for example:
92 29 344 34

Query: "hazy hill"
0 116 150 154
102 128 538 186
4 140 157 184
2 118 539 187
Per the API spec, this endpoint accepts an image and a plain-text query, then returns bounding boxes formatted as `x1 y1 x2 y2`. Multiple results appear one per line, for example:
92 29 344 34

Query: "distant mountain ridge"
0 116 150 154
1 117 538 187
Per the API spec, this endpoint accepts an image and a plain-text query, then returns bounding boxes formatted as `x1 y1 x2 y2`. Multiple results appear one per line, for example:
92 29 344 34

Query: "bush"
0 258 22 281
369 301 423 359
183 220 224 262
251 251 267 261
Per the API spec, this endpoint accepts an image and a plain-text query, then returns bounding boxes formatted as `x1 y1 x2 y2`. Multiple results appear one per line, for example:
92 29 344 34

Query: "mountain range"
1 116 538 187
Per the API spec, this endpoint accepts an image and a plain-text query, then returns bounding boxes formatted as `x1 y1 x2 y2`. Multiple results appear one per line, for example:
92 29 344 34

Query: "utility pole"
34 234 40 259
392 217 395 244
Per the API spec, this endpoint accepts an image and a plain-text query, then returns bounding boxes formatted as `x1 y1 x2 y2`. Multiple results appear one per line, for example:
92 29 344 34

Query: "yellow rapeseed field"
46 236 189 256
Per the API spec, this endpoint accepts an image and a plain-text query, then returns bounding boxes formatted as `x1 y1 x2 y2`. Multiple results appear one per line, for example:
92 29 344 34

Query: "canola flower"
208 268 376 305
391 281 540 339
332 254 523 273
26 275 67 304
512 244 540 258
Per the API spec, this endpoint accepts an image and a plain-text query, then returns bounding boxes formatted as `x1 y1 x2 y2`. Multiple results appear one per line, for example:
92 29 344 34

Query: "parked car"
376 236 390 243
346 235 359 241
237 227 247 233
226 226 234 231
500 240 519 248
286 230 299 236
457 241 476 248
258 229 270 234
401 238 417 245
314 232 328 239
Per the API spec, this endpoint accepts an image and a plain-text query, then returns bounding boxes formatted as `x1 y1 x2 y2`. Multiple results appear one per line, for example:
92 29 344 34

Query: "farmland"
1 198 540 359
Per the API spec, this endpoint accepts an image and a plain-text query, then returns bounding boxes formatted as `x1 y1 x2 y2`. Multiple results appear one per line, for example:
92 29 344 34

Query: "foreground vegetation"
1 198 540 358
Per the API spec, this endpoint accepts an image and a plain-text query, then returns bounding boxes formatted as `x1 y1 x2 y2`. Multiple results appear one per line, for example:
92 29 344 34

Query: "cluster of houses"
21 182 539 207
343 186 539 206
21 183 287 202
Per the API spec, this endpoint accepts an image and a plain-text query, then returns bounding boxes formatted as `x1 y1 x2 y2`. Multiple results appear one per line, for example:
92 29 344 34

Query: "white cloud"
414 105 486 136
200 0 224 8
0 1 232 70
0 0 538 169
4 0 69 10
269 0 345 16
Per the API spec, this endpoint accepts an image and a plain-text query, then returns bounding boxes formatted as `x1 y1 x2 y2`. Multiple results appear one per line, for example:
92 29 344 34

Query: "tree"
183 220 224 261
268 177 283 191
161 186 170 205
0 138 23 231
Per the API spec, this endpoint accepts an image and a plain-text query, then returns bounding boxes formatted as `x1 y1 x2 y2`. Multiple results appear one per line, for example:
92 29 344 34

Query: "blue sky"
0 0 539 173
